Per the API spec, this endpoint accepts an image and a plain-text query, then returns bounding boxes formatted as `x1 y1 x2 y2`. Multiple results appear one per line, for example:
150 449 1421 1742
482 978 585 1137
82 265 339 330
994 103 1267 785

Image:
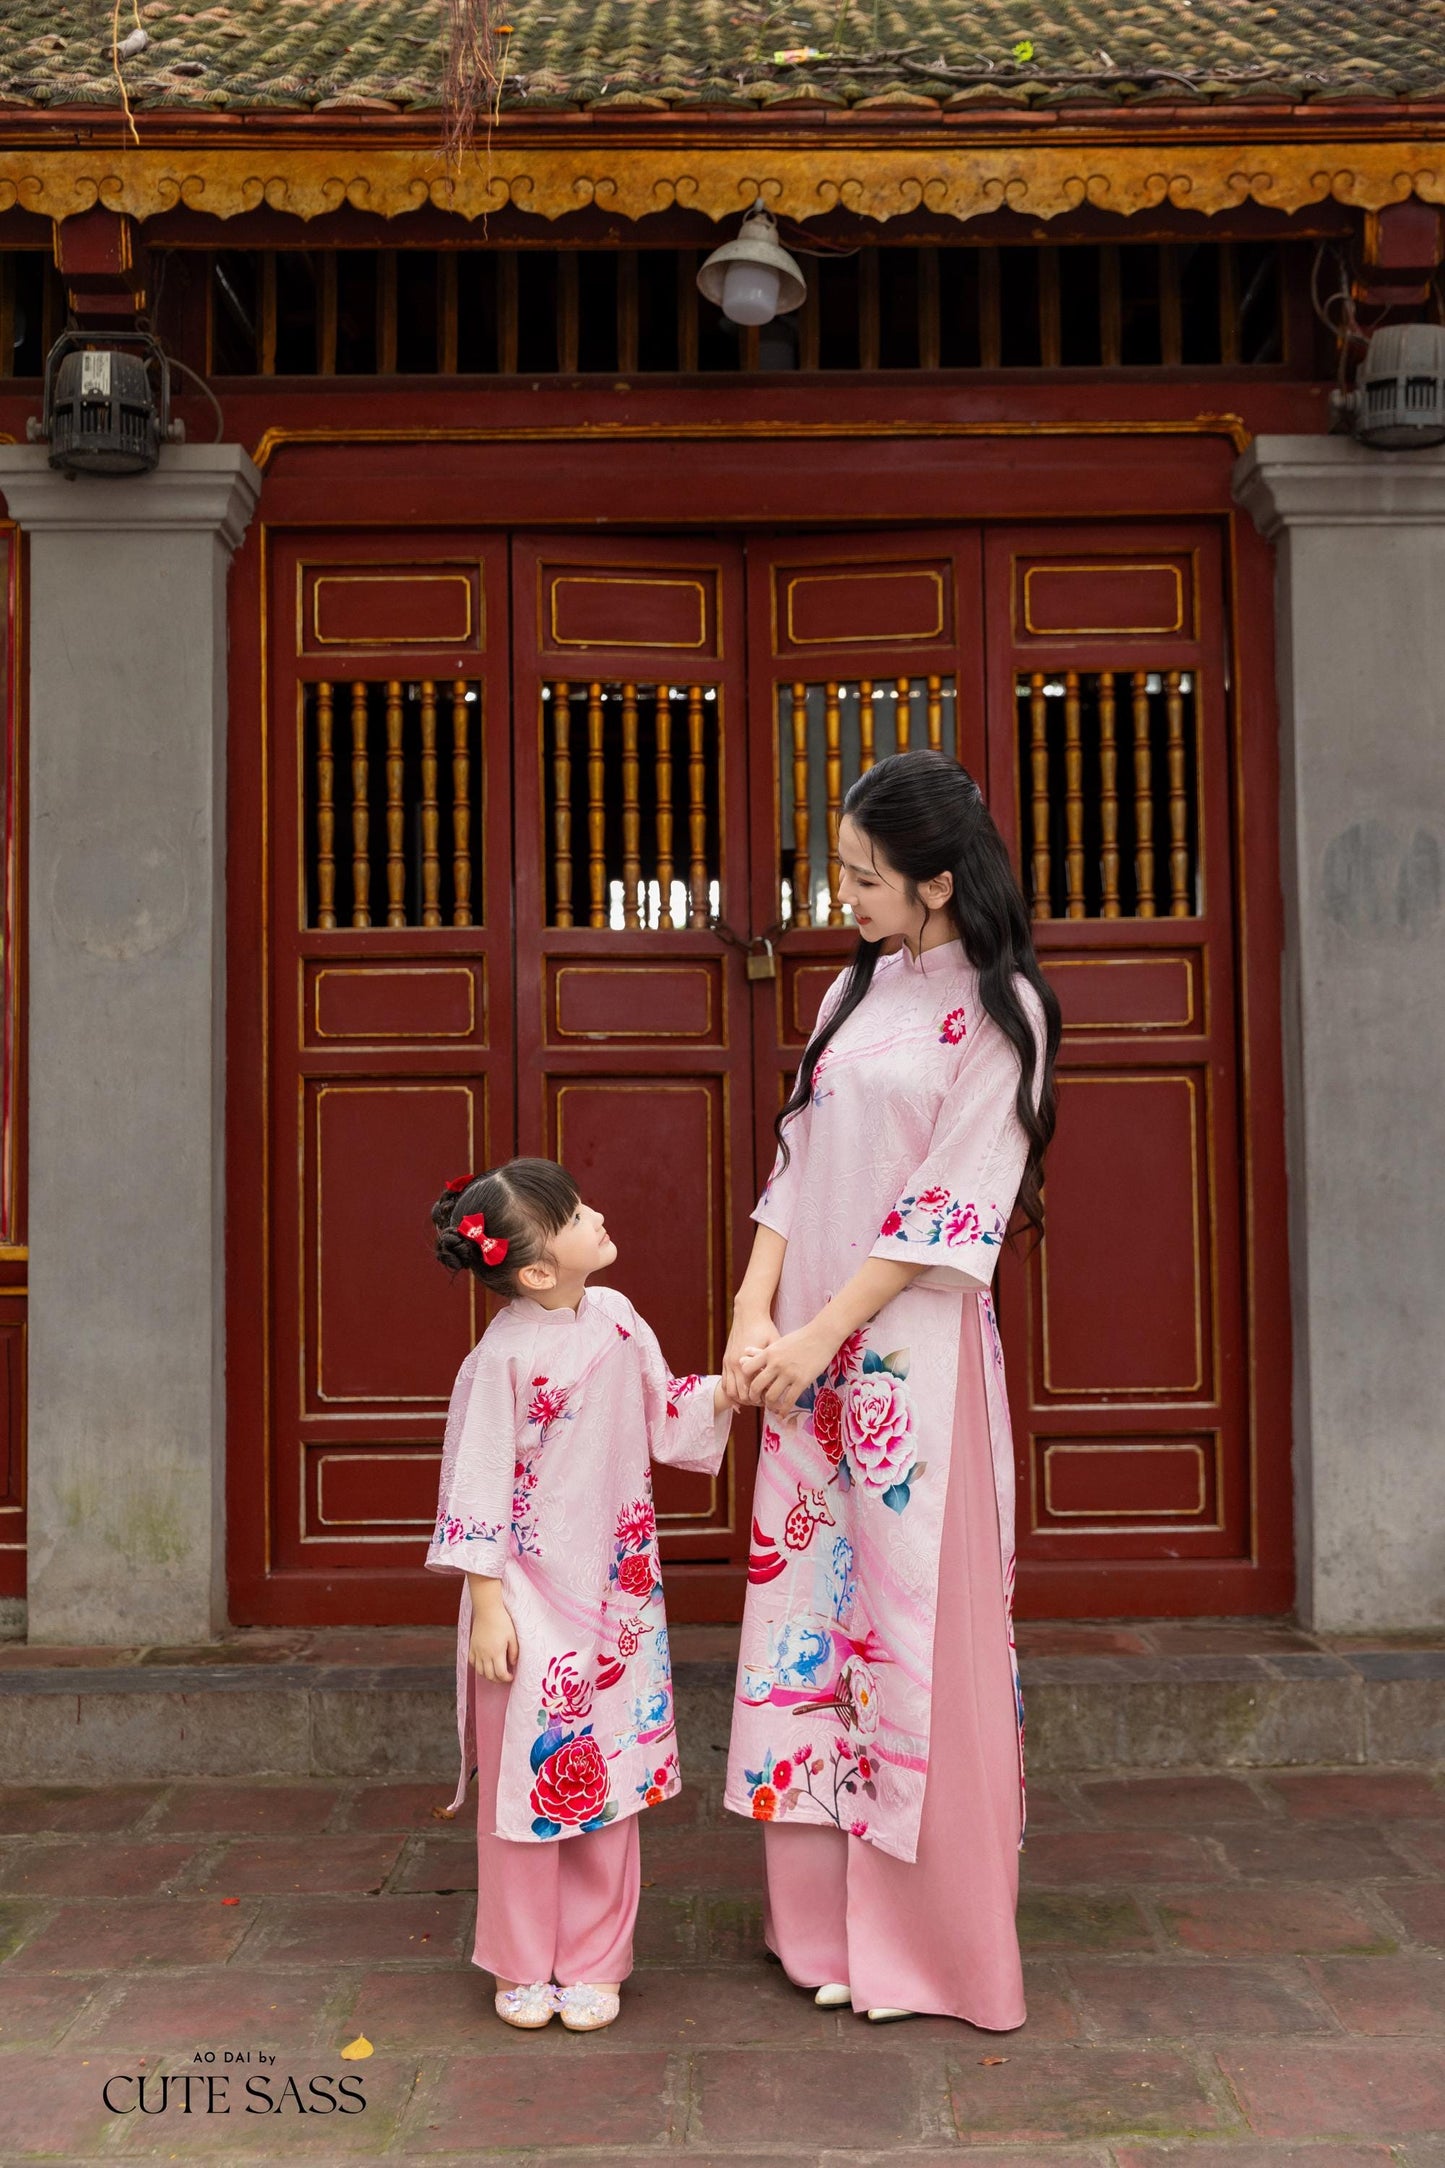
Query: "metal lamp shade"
697 210 807 323
1349 323 1445 450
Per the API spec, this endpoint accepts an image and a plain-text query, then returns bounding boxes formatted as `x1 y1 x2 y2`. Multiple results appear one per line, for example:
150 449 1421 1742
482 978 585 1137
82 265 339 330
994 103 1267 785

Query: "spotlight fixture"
29 328 179 476
1332 322 1445 449
696 206 807 329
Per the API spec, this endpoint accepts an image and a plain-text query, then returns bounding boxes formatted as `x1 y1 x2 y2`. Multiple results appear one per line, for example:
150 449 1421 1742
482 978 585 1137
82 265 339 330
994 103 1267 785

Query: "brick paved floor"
0 1768 1440 2163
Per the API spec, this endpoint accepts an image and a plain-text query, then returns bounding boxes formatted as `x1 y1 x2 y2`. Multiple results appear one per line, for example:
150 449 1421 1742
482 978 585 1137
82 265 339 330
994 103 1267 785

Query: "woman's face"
835 814 947 944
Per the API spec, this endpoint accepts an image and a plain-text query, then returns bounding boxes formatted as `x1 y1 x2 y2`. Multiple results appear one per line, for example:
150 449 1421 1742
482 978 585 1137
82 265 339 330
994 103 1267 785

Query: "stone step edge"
1 1649 1441 1780
0 1647 1441 1695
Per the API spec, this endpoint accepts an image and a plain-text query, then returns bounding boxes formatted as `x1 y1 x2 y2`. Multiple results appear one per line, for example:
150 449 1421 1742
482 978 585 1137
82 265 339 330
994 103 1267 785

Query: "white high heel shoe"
866 2005 915 2022
813 1981 851 2007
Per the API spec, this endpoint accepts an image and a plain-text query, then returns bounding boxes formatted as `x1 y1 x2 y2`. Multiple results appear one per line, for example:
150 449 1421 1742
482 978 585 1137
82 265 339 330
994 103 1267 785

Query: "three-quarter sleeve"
424 1337 519 1579
869 996 1040 1294
628 1307 731 1477
751 967 850 1241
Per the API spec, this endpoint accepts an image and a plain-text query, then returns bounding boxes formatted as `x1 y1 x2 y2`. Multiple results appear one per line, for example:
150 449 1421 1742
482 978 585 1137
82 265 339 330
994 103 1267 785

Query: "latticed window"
1015 669 1200 920
540 681 723 931
775 677 958 928
301 679 484 929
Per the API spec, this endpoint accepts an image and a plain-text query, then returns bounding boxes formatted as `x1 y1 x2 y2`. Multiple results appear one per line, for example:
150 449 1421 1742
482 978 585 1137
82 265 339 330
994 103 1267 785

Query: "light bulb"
721 261 781 327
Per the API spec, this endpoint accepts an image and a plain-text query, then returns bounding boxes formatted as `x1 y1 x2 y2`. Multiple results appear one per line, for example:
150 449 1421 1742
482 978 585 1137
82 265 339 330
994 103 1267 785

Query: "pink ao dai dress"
726 936 1039 2028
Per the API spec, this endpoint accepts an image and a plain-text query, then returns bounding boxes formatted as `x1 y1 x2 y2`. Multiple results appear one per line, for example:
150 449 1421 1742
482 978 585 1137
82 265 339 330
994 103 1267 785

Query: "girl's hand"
745 1321 841 1418
467 1584 518 1684
723 1304 778 1406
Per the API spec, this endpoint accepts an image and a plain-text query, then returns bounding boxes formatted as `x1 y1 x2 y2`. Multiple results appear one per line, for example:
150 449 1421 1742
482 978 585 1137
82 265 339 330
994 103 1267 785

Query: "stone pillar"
0 447 260 1644
1235 436 1445 1631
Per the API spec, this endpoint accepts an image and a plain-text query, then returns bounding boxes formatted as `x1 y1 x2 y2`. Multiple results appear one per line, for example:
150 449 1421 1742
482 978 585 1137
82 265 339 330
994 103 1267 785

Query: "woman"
722 747 1060 2029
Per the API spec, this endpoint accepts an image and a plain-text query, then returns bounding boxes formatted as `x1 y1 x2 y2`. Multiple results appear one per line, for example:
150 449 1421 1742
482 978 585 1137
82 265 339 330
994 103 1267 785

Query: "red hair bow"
443 1174 473 1195
458 1212 509 1266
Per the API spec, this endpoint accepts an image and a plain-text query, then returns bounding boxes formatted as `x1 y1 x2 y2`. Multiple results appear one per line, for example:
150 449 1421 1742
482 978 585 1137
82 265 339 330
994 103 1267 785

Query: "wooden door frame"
226 425 1292 1622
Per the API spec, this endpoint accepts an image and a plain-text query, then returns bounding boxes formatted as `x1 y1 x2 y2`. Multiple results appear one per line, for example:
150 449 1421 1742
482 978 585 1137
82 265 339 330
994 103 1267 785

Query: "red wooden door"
509 535 759 1616
244 532 514 1620
983 522 1289 1614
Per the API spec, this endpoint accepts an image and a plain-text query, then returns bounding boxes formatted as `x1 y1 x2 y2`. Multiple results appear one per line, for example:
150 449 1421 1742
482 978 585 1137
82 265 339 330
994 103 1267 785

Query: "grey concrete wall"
1236 436 1445 1632
0 447 260 1643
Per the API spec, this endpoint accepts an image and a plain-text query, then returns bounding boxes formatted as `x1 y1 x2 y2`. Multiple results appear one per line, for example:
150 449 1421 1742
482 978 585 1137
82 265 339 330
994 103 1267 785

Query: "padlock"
746 940 777 982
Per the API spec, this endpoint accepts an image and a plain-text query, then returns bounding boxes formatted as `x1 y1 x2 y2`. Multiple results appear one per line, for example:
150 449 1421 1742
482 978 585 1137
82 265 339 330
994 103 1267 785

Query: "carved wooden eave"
4 111 1445 229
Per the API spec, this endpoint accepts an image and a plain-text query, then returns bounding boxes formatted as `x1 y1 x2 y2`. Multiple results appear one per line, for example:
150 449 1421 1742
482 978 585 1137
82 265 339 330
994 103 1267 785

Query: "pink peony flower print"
842 1371 915 1491
944 1201 982 1247
527 1381 569 1432
831 1329 868 1380
917 1184 952 1211
529 1735 610 1827
540 1654 594 1725
940 1006 967 1044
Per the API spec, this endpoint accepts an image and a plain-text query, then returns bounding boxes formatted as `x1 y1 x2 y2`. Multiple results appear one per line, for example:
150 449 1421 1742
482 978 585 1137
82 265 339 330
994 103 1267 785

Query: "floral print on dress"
880 1188 1007 1255
744 1735 878 1830
797 1336 922 1514
432 1510 503 1548
526 1375 572 1440
665 1374 702 1419
939 1005 968 1044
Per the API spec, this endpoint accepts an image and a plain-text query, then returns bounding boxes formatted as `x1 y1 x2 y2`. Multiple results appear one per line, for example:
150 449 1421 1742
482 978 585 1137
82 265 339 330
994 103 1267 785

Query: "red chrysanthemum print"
880 1209 903 1238
939 1006 968 1044
750 1784 778 1821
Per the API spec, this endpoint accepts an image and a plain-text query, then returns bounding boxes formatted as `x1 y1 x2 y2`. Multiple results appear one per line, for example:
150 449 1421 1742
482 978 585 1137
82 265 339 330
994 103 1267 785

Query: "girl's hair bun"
430 1157 582 1298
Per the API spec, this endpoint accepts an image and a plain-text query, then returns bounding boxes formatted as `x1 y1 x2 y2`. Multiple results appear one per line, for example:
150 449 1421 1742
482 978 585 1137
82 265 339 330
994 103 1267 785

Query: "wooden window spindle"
621 682 641 928
926 674 944 753
859 678 876 772
420 679 441 926
349 681 371 928
451 680 473 926
315 681 336 928
790 680 812 929
1132 670 1156 918
587 680 607 928
655 685 676 929
824 680 843 926
385 678 406 926
894 675 911 752
687 683 708 928
1167 669 1191 915
1029 672 1052 920
1064 669 1085 918
1098 670 1121 918
552 681 574 929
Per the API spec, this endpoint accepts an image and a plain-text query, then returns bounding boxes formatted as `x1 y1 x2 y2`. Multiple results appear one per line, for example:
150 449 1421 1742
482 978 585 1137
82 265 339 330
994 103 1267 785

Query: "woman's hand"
467 1578 518 1684
744 1320 842 1419
723 1303 778 1407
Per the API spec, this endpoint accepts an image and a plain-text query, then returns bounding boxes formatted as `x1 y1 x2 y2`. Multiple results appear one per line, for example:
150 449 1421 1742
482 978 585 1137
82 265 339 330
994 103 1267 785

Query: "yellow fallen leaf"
340 2035 374 2061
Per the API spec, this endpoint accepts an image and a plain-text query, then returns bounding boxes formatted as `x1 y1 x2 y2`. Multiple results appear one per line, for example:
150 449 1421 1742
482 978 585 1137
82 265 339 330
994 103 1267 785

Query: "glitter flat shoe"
556 1982 621 2032
494 1981 557 2029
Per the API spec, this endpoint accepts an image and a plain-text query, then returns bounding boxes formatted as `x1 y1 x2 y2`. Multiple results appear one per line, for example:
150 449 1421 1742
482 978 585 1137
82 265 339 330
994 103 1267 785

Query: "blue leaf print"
881 1480 912 1513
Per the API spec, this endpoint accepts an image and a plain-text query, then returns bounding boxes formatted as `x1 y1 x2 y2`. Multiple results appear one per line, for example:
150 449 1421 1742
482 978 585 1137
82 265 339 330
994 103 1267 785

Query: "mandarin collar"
878 935 965 978
514 1287 594 1327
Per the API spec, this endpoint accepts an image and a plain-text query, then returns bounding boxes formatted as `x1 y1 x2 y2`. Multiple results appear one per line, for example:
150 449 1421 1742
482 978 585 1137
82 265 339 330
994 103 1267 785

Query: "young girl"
427 1157 732 2034
724 748 1060 2029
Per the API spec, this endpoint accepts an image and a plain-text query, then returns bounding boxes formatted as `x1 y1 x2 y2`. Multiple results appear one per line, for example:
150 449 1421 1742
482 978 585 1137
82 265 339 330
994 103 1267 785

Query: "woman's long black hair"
775 749 1062 1240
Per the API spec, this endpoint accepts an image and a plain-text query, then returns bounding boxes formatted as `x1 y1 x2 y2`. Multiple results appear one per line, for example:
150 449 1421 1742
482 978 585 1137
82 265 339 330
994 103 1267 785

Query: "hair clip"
443 1173 473 1195
458 1212 509 1266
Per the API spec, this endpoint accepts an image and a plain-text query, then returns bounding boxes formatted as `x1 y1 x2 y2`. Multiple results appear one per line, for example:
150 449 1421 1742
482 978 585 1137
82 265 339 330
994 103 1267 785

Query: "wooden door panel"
511 534 755 1617
234 530 514 1622
985 520 1283 1614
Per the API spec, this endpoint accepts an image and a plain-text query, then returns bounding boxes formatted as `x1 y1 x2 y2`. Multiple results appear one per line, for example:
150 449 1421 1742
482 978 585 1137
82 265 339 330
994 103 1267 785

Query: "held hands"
467 1579 519 1685
738 1322 842 1419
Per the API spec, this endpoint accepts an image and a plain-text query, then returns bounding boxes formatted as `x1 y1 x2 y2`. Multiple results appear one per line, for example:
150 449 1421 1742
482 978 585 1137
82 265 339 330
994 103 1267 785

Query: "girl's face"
836 814 952 944
538 1198 617 1287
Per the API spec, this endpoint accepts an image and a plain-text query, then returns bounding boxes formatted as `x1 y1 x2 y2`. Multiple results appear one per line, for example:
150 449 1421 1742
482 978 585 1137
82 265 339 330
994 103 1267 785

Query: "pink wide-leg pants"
761 1310 1027 2029
470 1670 640 1986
